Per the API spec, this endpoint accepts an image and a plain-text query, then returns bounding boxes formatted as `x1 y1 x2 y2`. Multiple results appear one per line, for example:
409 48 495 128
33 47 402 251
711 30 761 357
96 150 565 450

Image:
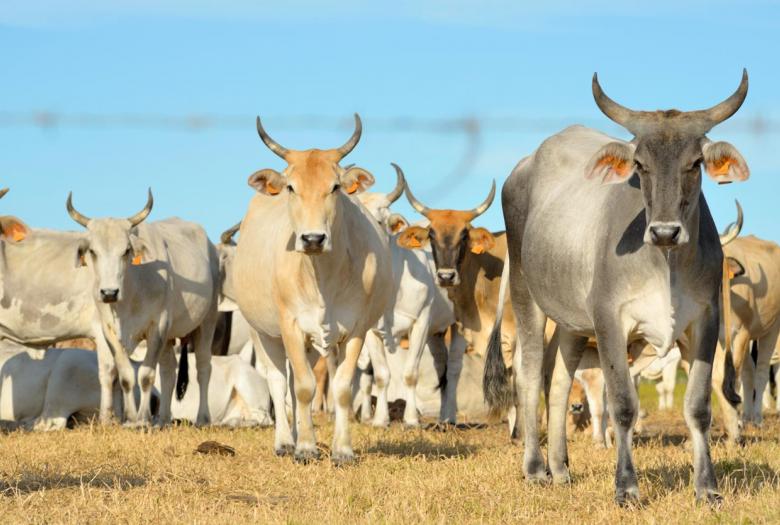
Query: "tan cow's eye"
286 185 295 194
332 184 341 193
88 249 97 258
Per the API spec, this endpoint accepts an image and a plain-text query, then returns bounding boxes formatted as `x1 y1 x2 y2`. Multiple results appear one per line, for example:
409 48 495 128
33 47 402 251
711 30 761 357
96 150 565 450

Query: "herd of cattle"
2 68 780 504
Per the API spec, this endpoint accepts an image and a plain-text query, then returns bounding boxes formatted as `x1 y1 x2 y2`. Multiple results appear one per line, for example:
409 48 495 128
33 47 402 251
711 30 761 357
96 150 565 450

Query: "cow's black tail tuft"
722 345 742 408
175 339 190 401
483 322 514 416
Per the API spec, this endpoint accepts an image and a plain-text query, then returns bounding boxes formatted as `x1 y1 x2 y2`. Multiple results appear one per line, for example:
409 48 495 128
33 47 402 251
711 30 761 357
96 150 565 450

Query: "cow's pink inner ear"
1 220 28 242
703 141 749 183
585 142 636 184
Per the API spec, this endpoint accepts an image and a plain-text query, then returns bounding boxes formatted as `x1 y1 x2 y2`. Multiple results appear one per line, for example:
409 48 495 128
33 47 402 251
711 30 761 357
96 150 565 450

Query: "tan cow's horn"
404 181 431 217
335 114 362 159
127 188 154 227
220 221 241 245
387 163 406 204
719 199 743 247
0 188 8 200
66 192 91 227
256 116 289 160
468 180 496 219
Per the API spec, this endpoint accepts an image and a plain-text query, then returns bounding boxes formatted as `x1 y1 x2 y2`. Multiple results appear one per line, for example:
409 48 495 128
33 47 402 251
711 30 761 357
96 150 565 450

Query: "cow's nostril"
301 233 326 247
100 288 119 303
649 224 682 246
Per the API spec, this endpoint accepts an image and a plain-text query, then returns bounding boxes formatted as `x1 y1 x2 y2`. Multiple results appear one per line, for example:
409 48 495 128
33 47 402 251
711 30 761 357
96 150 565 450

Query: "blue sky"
1 1 778 241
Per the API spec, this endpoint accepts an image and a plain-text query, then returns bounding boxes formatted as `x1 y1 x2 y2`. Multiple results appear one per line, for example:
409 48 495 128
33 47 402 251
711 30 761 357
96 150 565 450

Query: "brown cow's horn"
693 69 749 130
468 180 496 218
256 116 289 160
220 221 241 245
720 199 743 247
335 114 362 159
66 192 91 227
404 181 431 217
387 163 406 204
592 73 636 130
0 188 8 200
127 188 154 227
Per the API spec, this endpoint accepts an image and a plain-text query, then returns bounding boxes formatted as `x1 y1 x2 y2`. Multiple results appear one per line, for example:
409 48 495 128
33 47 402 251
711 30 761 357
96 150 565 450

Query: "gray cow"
486 71 749 504
67 191 220 426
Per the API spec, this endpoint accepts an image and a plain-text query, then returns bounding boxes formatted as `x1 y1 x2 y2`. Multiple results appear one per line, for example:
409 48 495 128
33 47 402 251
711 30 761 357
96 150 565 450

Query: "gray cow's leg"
156 341 176 425
402 313 432 427
684 305 721 503
138 328 166 426
547 330 587 484
441 326 466 424
93 327 117 424
512 277 549 482
593 319 638 505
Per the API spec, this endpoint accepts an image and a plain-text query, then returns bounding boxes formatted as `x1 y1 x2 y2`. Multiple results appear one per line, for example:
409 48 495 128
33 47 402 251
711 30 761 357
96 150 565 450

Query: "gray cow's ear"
585 141 636 184
703 141 749 184
129 234 147 265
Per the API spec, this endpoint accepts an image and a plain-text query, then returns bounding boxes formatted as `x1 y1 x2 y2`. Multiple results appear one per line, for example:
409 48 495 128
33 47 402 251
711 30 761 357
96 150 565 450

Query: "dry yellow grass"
0 382 778 524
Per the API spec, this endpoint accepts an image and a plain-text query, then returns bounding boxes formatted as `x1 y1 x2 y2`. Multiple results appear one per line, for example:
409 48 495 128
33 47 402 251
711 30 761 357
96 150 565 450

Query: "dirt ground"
0 380 778 524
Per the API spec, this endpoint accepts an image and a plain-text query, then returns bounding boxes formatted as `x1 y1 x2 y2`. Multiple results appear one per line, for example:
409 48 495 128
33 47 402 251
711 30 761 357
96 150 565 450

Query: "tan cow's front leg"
280 320 319 463
332 335 365 465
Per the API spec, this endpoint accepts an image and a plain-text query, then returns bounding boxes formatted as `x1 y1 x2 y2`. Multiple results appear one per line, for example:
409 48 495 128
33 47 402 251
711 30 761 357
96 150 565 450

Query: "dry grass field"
1 380 778 524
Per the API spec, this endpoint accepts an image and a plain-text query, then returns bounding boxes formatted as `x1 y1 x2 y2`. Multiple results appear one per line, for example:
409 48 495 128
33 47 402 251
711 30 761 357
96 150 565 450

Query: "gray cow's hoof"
274 445 295 457
695 489 723 507
615 486 641 508
331 452 356 467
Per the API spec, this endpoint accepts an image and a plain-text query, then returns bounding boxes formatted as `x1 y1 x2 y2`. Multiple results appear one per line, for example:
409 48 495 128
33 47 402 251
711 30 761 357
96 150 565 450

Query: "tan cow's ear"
341 167 375 195
387 213 409 234
468 227 495 254
248 169 286 196
703 141 749 184
585 141 636 184
396 226 429 249
0 217 29 242
726 256 745 279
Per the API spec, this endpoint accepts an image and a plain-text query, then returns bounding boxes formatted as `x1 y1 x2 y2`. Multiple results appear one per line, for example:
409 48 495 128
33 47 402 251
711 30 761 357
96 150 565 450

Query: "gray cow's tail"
175 339 190 401
483 253 514 416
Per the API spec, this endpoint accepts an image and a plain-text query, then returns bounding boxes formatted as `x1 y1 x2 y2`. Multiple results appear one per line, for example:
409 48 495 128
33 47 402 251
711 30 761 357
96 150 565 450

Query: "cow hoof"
194 417 211 428
524 469 551 484
123 420 151 430
403 421 421 430
615 487 641 508
371 420 390 429
331 452 356 467
294 449 321 464
551 469 571 485
695 489 723 507
274 445 295 457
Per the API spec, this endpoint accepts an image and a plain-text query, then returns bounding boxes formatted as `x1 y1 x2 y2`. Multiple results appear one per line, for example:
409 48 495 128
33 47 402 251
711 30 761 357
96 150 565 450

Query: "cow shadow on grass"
637 459 780 502
364 437 477 460
0 471 146 496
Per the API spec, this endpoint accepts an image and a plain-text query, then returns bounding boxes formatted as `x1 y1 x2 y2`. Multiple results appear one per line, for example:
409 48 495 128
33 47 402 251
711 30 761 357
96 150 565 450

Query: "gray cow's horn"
691 69 749 131
220 221 241 245
468 180 496 219
127 188 154 227
719 199 743 247
387 163 406 204
404 181 431 217
0 188 8 200
66 192 91 227
335 114 362 159
592 73 636 130
256 116 290 160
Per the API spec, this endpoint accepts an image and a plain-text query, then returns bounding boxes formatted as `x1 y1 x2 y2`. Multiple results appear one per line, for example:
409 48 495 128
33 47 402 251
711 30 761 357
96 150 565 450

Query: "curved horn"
66 192 91 227
387 163 406 204
127 188 154 227
335 114 362 159
693 69 749 129
404 181 431 217
592 73 636 129
256 116 289 160
720 199 743 247
0 188 8 200
468 180 497 219
220 221 241 245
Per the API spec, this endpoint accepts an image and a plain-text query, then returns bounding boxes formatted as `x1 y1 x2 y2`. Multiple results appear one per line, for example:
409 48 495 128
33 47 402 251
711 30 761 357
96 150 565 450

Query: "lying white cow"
0 340 271 431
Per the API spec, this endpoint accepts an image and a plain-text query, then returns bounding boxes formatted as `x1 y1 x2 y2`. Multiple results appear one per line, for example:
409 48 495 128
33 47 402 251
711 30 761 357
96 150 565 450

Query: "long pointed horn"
0 188 8 200
720 199 743 246
404 181 431 217
336 114 362 159
127 188 154 227
468 180 496 219
66 192 91 227
387 163 406 204
692 69 749 130
220 221 241 245
256 116 290 160
592 73 636 130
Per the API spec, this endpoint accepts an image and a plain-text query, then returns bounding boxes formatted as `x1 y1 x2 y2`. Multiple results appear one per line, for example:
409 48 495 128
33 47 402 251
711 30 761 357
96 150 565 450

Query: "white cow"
66 190 220 427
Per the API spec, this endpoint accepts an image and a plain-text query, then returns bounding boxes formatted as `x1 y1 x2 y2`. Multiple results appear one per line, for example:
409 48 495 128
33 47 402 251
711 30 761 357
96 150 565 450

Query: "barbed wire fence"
2 110 777 198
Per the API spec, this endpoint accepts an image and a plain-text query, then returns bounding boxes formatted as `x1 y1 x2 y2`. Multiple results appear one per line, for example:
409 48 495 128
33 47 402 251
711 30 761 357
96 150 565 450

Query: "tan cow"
233 114 392 464
397 180 516 424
